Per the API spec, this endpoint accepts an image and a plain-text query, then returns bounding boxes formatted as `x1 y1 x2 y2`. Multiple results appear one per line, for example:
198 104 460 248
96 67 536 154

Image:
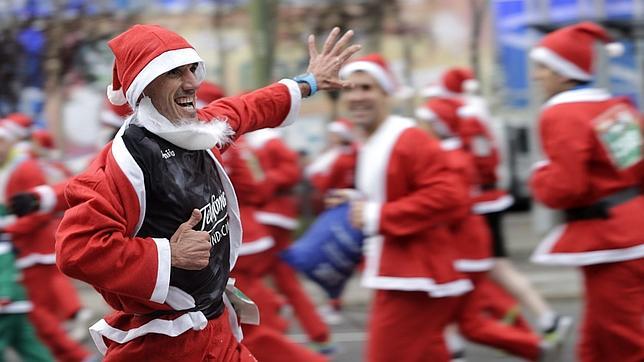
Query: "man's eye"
167 68 182 77
190 64 198 73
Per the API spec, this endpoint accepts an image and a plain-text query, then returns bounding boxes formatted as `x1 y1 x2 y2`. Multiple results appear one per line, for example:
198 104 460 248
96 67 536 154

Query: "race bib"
593 104 643 170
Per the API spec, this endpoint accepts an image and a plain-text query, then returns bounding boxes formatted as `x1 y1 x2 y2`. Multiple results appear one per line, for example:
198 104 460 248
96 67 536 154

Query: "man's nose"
182 69 199 91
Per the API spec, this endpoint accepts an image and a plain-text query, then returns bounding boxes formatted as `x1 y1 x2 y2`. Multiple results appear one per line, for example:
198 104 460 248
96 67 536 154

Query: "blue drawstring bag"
281 204 364 299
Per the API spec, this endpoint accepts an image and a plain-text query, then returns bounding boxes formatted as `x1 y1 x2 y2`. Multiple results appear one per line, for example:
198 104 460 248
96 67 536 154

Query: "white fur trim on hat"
415 107 436 122
606 42 625 57
126 48 205 107
107 84 128 106
463 79 479 94
530 46 592 81
340 61 395 94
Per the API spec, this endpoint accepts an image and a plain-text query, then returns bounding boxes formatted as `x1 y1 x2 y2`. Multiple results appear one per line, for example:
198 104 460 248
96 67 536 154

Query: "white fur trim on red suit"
0 300 33 314
151 238 171 304
304 148 341 178
454 258 495 272
472 194 514 214
244 128 281 150
125 48 205 108
112 126 146 235
89 311 208 356
440 138 463 151
206 150 242 269
361 201 381 237
543 88 611 109
15 253 56 269
238 236 275 256
530 46 592 81
222 291 243 342
340 61 395 94
277 79 302 127
254 211 298 230
531 224 644 265
531 160 550 172
34 185 56 214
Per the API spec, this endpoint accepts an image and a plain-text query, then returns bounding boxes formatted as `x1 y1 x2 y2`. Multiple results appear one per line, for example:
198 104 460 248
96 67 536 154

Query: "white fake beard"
133 97 234 150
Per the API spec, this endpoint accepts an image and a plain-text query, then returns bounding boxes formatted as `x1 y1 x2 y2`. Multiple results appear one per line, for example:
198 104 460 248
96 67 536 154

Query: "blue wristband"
293 72 318 97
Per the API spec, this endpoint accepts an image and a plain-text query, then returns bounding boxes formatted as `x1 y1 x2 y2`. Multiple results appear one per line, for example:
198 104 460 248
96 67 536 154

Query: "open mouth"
175 96 196 111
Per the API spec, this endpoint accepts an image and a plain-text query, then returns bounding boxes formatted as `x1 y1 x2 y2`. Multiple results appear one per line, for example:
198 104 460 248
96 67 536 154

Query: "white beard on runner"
133 96 234 151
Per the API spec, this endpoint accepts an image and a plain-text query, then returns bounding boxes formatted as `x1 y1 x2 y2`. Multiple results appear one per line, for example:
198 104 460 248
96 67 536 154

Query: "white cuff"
34 185 56 213
362 202 381 236
277 79 302 127
531 160 550 173
150 238 171 304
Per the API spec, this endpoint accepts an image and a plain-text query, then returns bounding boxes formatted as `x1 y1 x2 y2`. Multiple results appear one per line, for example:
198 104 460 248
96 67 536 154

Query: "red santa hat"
31 129 55 149
0 113 32 141
415 98 463 136
327 117 354 141
106 24 206 107
420 67 478 98
339 53 397 94
530 21 624 81
196 81 225 107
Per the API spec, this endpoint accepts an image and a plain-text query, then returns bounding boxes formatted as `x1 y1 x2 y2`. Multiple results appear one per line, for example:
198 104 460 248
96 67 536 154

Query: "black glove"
9 192 40 217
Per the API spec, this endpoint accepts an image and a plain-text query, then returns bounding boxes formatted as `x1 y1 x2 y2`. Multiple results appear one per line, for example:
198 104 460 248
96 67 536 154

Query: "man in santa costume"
54 24 360 361
334 53 472 361
424 66 571 341
0 115 93 362
529 21 644 362
245 127 333 350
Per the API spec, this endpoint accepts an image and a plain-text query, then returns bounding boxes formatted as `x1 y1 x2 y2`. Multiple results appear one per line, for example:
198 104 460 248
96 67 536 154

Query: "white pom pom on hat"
606 42 625 57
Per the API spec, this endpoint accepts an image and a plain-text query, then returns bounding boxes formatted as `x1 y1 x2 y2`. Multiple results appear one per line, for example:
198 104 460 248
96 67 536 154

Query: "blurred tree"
249 0 279 87
469 0 487 82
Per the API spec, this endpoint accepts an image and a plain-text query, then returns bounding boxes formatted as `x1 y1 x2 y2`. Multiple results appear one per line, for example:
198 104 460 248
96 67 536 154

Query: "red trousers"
23 264 82 321
266 225 330 343
232 254 328 362
579 258 644 362
367 289 462 362
458 273 540 361
23 265 89 362
103 310 257 361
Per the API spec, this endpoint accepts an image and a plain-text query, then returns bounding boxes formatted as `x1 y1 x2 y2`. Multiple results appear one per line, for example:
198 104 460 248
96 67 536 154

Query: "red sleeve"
530 110 593 209
5 160 51 235
378 130 469 237
55 149 170 304
197 81 300 141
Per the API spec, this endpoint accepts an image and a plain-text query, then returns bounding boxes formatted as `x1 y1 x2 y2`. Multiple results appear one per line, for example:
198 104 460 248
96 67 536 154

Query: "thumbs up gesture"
170 209 212 270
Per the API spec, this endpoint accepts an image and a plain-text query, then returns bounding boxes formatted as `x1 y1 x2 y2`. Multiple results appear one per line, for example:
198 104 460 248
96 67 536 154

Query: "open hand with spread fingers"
305 27 362 93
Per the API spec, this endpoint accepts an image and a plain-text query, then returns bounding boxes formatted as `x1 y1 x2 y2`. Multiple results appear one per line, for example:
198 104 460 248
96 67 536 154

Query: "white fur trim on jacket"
455 258 495 272
34 185 56 214
151 238 171 304
0 300 33 314
472 194 515 214
238 236 275 256
15 253 56 269
254 211 299 230
361 201 381 237
277 79 302 127
531 224 644 266
244 128 281 150
543 88 611 109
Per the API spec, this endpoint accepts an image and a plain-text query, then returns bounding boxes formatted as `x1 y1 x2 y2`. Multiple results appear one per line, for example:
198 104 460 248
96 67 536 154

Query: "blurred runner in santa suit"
333 53 473 362
54 24 360 361
529 21 644 362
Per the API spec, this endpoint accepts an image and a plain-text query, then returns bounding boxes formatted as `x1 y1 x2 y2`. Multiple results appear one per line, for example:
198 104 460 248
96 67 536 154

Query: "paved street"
69 211 583 361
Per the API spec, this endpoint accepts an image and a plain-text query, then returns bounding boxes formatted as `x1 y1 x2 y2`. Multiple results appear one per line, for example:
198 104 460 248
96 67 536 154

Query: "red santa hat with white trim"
0 113 32 141
339 53 397 94
421 67 478 98
106 24 206 108
415 98 463 138
530 21 624 81
327 117 354 141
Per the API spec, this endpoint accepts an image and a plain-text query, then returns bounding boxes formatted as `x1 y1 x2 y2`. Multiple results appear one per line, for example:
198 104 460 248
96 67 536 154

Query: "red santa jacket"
245 129 301 230
222 137 274 257
5 157 71 269
357 116 472 297
458 110 514 214
55 80 301 353
440 138 494 272
306 144 357 193
530 87 644 266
